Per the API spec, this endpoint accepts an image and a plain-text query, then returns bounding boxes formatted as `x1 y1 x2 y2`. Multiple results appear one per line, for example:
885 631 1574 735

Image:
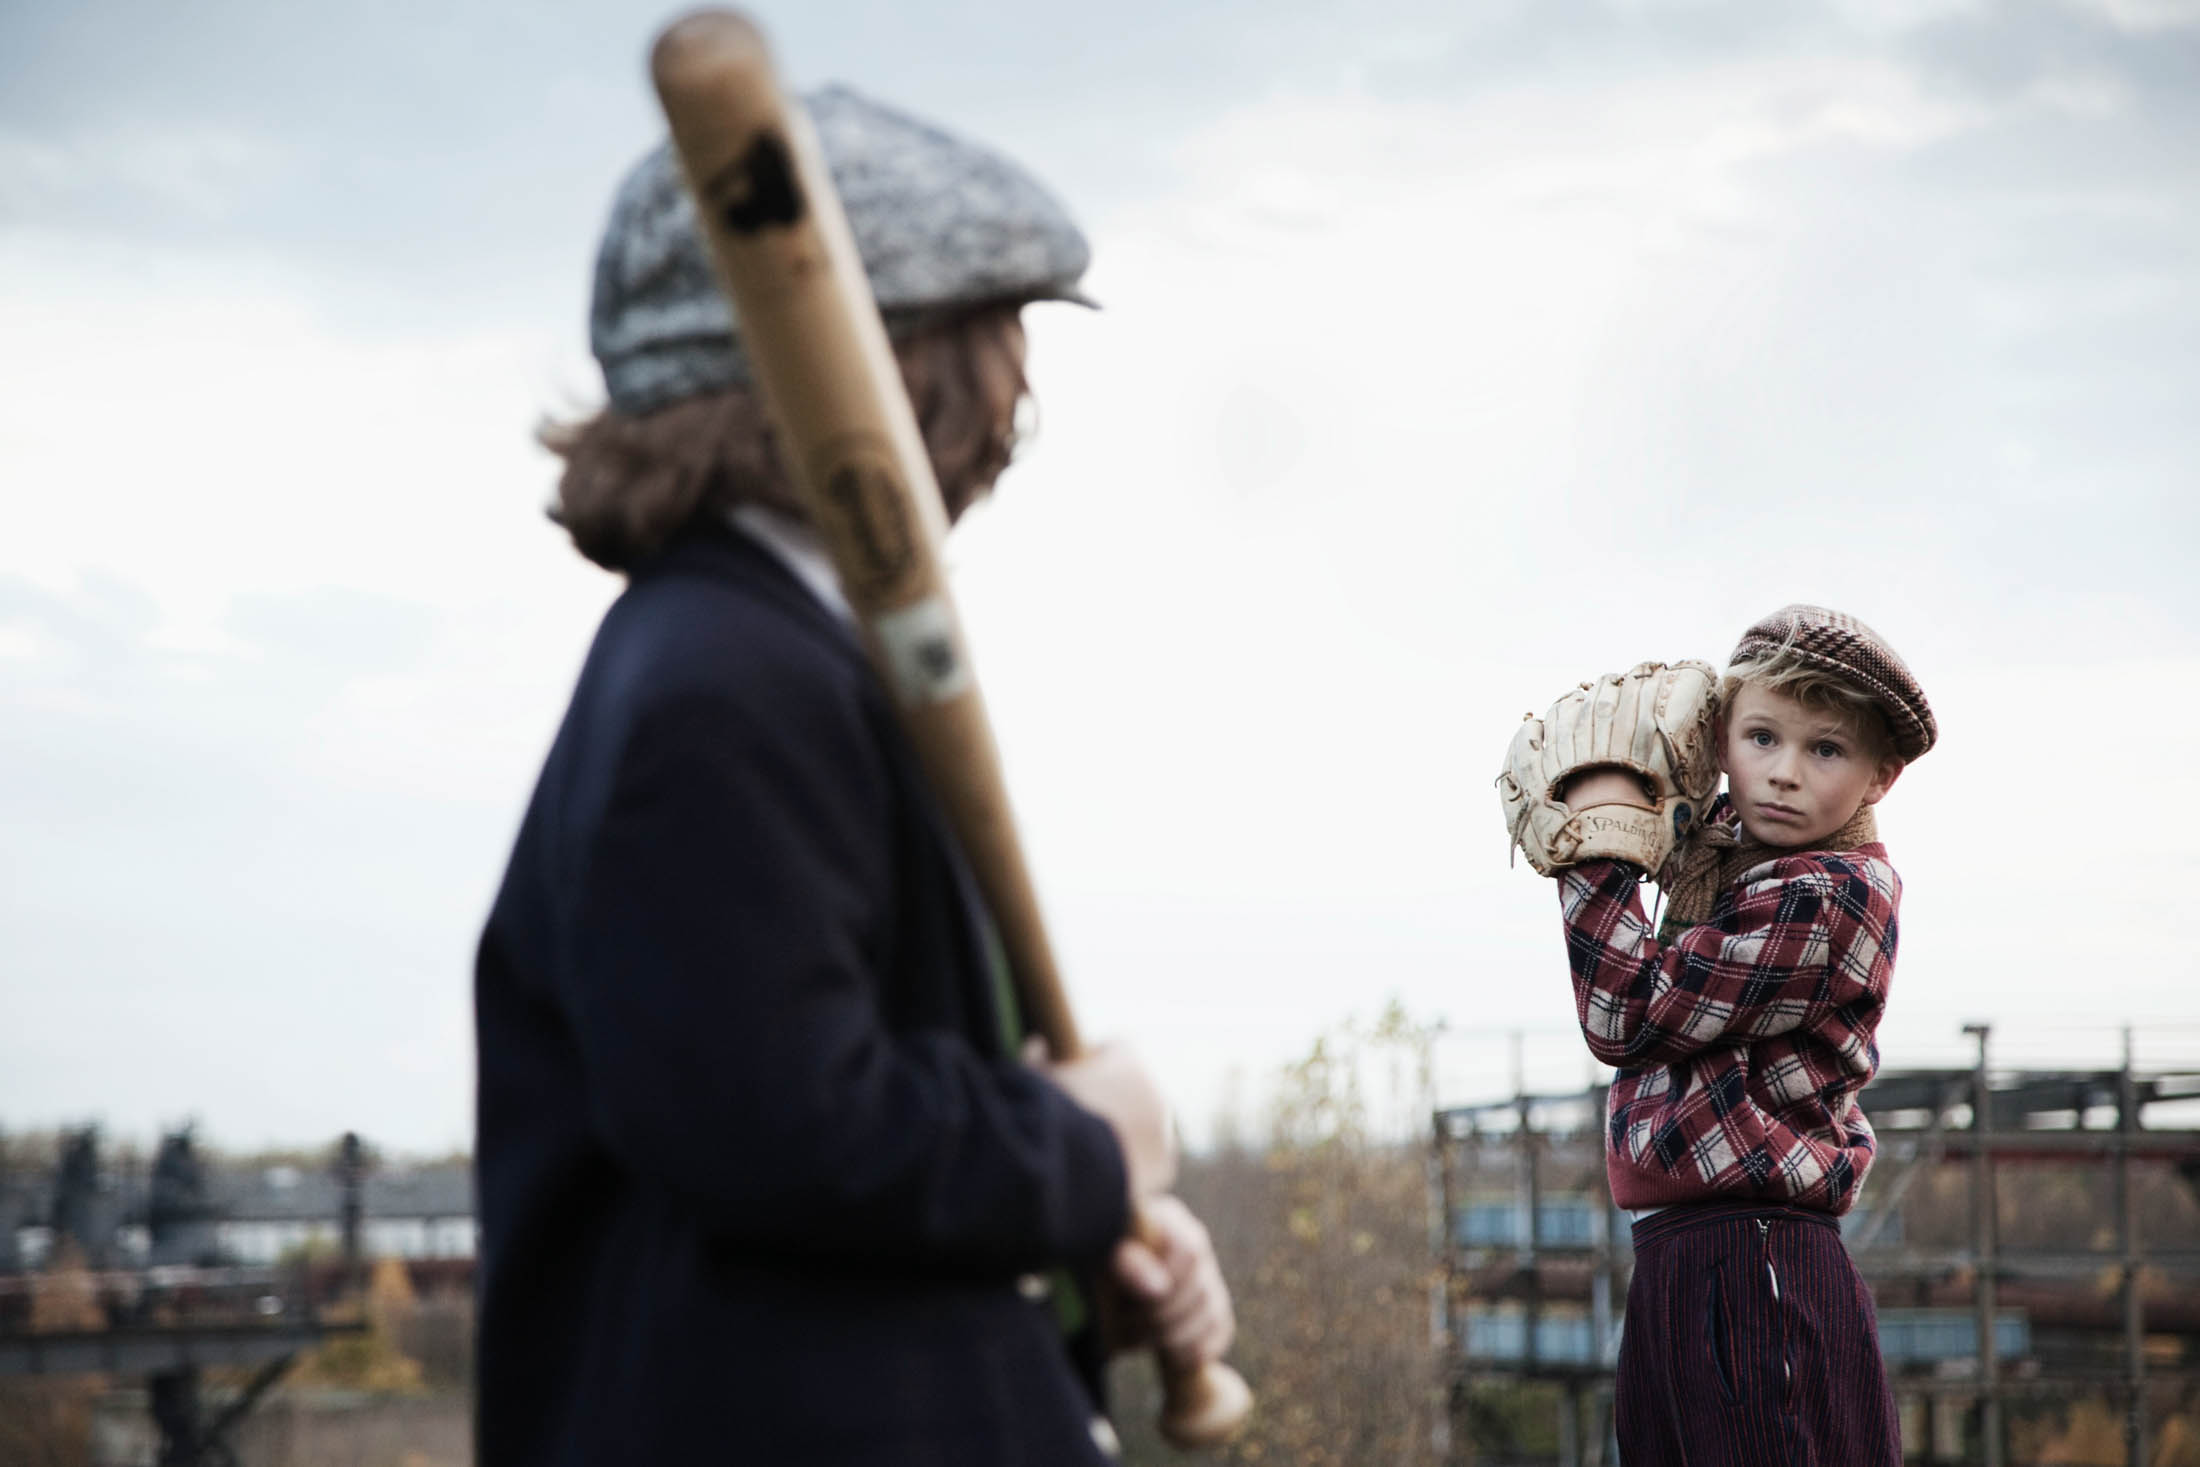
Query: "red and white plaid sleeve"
1557 854 1899 1070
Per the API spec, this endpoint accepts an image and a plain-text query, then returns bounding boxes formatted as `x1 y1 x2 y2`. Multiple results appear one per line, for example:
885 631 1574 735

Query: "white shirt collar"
727 504 853 625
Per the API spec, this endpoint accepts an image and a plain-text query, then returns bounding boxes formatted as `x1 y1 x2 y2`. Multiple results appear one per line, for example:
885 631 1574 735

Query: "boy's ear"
1862 757 1904 807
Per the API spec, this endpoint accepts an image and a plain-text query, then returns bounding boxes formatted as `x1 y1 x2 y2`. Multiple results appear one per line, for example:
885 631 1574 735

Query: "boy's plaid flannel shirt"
1558 824 1901 1214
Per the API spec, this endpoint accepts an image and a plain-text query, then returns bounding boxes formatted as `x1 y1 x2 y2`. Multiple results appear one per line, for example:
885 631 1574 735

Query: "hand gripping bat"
648 10 1253 1450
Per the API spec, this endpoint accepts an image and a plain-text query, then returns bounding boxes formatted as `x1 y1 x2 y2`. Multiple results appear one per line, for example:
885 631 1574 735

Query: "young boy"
1501 604 1935 1467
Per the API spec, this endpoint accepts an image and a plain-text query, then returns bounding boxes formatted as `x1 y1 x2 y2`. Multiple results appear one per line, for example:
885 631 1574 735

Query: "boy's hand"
1497 661 1720 876
1558 768 1654 809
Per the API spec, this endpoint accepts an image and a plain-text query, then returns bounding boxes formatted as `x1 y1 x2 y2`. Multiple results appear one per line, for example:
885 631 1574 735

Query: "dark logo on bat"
705 131 803 235
914 636 959 684
819 443 917 599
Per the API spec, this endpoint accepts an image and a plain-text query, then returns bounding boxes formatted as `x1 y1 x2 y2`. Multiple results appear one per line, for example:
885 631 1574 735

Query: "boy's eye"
1815 741 1844 759
1750 730 1775 747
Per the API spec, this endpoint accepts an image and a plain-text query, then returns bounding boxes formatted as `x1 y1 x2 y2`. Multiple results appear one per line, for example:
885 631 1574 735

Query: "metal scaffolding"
1431 1029 2200 1466
0 1128 373 1467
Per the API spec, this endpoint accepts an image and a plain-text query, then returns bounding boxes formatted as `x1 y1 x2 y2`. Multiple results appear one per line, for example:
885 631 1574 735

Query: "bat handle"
1158 1355 1255 1449
1131 1204 1253 1447
1032 1000 1253 1442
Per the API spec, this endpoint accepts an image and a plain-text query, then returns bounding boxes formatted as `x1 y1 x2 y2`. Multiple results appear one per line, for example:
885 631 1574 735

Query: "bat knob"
651 7 768 87
1159 1359 1254 1449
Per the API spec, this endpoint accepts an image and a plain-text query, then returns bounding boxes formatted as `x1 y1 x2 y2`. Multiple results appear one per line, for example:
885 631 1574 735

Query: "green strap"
979 916 1089 1339
981 919 1024 1058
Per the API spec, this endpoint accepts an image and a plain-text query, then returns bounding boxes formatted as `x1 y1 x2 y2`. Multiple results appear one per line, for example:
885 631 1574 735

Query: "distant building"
4 1152 476 1272
207 1162 476 1264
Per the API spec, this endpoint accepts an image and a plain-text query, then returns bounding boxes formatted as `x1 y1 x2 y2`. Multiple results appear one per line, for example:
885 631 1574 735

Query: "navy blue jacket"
474 525 1129 1465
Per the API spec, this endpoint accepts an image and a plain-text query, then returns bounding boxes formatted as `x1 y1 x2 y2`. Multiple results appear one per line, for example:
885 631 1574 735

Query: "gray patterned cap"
590 84 1095 417
1729 604 1937 761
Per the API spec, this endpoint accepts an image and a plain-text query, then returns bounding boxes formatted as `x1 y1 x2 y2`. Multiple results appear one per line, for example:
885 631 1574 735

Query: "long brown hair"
543 304 1029 573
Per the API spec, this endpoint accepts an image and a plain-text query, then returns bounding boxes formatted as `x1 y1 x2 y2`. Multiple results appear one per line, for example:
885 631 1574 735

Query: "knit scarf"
1658 799 1879 937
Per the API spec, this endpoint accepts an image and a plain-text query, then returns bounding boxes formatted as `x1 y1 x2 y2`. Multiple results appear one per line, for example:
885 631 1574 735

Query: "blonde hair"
1722 645 1900 765
542 305 1029 572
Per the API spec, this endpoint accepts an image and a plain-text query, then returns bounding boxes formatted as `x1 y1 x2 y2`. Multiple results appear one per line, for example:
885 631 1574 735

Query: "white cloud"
0 234 599 619
0 244 613 1150
2026 68 2133 117
3 1 2195 1150
947 44 2198 1134
0 123 301 222
1823 0 1991 32
2074 0 2200 31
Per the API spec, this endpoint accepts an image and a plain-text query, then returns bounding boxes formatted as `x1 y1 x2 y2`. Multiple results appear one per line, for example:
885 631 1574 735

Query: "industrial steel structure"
1432 1029 2200 1466
0 1130 414 1467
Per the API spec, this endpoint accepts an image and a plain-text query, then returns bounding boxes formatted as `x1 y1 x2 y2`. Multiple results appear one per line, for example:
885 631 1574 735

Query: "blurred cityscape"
5 1018 2198 1465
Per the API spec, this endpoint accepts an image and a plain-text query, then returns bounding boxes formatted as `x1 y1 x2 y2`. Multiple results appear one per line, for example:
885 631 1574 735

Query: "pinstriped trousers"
1617 1202 1900 1467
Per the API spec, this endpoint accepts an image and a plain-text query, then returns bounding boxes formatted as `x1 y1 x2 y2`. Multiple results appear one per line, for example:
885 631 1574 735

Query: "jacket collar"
637 519 867 669
727 505 853 625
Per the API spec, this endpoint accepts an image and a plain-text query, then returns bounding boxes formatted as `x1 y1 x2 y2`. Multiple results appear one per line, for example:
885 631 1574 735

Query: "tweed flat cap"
1729 605 1937 761
590 84 1094 417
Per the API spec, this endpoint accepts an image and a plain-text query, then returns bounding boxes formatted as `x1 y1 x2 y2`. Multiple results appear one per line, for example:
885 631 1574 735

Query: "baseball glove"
1496 660 1721 877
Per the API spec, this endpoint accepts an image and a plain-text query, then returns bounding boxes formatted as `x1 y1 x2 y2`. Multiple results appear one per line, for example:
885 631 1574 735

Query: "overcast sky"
4 0 2197 1155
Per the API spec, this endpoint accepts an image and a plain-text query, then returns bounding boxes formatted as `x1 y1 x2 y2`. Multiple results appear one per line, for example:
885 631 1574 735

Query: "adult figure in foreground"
474 87 1233 1465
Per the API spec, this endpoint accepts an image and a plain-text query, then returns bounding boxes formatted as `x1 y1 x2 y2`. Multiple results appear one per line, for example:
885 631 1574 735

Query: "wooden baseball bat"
649 9 1253 1450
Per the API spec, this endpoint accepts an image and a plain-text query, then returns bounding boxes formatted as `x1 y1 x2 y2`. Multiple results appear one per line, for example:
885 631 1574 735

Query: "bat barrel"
651 9 1248 1447
651 6 1083 1057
